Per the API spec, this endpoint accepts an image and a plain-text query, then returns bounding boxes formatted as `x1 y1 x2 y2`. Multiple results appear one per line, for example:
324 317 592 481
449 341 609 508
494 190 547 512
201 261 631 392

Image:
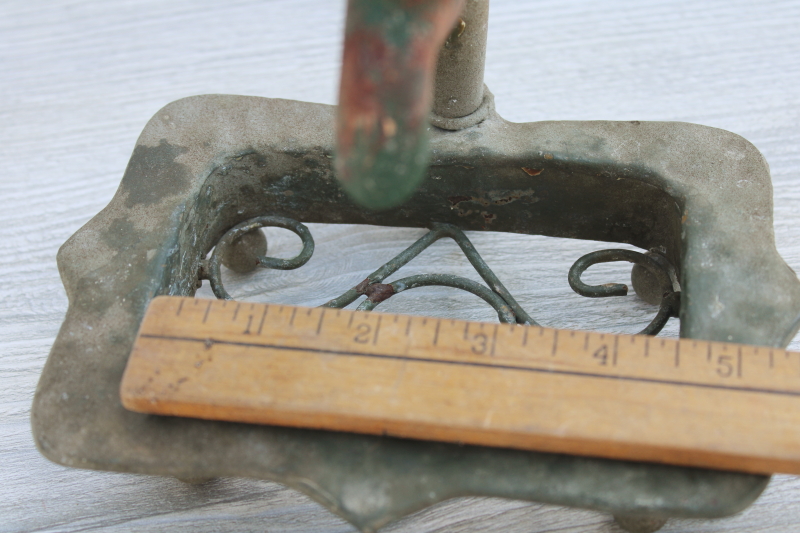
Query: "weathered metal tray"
32 91 800 531
31 0 800 530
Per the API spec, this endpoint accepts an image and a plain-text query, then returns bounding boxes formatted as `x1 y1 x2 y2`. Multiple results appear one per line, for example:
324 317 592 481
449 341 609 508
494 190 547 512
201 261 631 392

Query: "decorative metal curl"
355 274 516 323
322 222 536 325
206 216 314 300
203 216 680 336
568 249 681 336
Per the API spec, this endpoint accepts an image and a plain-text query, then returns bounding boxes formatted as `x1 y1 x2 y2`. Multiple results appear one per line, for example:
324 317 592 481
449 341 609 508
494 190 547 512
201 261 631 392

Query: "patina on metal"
206 219 678 335
336 0 466 209
32 0 800 532
430 0 491 130
568 249 680 336
219 228 267 274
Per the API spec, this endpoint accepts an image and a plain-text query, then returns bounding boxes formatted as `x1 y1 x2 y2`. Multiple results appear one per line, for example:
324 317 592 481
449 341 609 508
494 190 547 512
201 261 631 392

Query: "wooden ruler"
121 296 800 475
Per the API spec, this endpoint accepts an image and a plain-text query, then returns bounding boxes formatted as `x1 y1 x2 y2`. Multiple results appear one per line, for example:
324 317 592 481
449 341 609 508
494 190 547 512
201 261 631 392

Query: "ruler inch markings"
373 315 382 345
133 331 800 397
257 305 269 335
316 309 326 335
121 296 800 477
202 300 212 323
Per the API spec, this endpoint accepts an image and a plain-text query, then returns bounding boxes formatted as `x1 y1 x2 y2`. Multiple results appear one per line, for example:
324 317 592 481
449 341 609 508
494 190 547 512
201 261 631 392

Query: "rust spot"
365 283 395 303
355 279 395 304
544 153 554 160
630 120 641 125
482 212 497 224
448 195 471 206
355 278 371 294
521 167 543 176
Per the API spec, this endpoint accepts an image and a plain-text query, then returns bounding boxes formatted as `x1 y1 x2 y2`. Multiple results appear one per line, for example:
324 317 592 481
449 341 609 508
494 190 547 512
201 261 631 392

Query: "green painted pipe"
336 0 465 210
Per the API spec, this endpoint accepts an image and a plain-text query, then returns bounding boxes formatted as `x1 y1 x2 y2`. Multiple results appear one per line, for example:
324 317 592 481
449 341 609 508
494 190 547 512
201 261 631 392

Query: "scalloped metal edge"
33 93 800 531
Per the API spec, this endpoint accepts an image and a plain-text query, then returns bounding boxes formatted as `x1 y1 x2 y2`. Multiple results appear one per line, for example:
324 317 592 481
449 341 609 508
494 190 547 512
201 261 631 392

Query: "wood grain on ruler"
121 296 800 475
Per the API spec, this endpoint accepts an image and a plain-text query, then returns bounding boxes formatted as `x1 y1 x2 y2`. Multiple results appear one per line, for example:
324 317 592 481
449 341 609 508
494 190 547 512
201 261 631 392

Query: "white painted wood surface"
2 0 800 531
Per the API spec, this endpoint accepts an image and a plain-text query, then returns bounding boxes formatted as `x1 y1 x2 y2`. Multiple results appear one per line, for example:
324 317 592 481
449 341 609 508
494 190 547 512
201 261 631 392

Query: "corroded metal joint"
355 279 396 304
430 85 494 130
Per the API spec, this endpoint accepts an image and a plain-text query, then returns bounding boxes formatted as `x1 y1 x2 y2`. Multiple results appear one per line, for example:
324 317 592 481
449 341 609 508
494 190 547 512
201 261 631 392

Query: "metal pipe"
335 0 465 210
433 0 490 119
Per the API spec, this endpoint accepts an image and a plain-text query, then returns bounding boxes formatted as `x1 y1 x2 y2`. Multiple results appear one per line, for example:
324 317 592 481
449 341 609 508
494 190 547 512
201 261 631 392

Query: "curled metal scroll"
355 274 517 323
205 217 681 336
206 216 314 301
321 222 535 325
568 249 680 336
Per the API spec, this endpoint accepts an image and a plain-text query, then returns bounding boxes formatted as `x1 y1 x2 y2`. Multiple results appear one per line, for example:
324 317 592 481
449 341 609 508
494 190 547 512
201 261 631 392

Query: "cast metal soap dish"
32 1 800 532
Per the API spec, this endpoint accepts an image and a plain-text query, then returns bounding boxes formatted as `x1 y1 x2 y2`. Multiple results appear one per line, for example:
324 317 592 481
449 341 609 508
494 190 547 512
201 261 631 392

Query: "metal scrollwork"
203 217 681 336
568 249 680 336
321 222 534 324
205 216 314 301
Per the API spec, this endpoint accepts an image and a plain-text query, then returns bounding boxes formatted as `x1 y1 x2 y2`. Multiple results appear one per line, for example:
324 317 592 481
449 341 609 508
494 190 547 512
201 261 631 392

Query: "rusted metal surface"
336 0 465 209
355 280 396 304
